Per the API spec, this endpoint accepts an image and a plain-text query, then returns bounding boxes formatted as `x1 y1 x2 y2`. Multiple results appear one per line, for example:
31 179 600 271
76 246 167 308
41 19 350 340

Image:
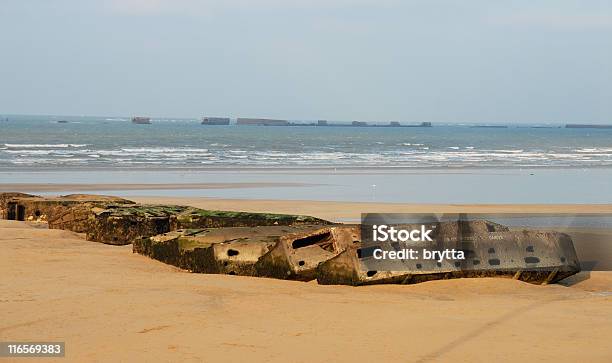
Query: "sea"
1 115 612 204
1 115 611 169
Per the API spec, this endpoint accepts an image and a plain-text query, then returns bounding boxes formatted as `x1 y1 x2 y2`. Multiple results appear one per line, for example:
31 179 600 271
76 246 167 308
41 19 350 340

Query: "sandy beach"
4 1 612 361
1 197 611 362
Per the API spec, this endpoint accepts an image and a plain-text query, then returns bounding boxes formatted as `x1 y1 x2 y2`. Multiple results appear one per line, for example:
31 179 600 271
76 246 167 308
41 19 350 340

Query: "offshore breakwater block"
316 222 581 286
134 225 326 275
255 225 361 281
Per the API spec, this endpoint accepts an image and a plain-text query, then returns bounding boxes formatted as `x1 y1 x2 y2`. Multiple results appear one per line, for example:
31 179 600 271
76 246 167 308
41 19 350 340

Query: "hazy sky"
1 0 611 122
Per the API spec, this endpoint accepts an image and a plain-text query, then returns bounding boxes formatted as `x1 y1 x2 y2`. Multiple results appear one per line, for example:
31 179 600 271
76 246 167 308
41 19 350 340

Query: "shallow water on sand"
2 168 612 204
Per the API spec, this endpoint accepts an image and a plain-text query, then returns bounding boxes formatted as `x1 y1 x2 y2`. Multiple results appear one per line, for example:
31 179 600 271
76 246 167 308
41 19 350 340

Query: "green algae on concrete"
86 205 191 245
175 209 329 229
1 193 331 246
88 204 330 245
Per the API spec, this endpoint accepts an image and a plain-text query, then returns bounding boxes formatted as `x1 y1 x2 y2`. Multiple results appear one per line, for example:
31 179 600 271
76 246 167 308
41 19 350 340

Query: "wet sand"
131 196 612 222
1 198 611 362
3 167 612 204
0 182 314 193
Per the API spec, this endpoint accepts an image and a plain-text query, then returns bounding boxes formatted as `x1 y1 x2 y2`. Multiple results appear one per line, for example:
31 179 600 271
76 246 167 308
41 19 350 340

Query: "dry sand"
1 198 611 362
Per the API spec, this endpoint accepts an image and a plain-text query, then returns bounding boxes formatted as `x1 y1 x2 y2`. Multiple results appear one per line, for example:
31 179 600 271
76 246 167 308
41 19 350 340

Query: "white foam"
492 149 524 153
4 150 54 155
575 147 612 153
4 143 87 148
120 147 209 153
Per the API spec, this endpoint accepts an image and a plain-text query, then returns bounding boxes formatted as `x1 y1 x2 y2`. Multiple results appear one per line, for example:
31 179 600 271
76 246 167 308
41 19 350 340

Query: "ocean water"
1 115 612 169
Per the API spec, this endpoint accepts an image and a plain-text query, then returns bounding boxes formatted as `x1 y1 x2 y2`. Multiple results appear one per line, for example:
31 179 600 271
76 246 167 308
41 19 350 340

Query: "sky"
0 0 611 123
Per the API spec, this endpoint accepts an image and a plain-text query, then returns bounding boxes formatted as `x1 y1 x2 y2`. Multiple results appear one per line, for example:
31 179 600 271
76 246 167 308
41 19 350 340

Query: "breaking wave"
2 146 612 168
4 143 88 148
2 121 612 168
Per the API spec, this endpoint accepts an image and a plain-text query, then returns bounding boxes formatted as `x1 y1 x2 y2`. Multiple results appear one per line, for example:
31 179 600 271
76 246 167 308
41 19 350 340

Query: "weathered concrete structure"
0 192 36 220
0 192 581 286
86 205 330 245
134 225 327 275
175 208 328 229
255 225 360 281
316 221 580 286
236 118 289 126
0 193 133 226
131 116 151 124
0 193 329 245
85 205 189 245
201 117 230 125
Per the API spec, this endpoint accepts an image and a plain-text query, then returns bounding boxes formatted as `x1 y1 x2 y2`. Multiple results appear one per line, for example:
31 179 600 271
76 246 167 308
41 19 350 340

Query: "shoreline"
130 196 612 221
3 168 612 204
0 182 317 193
3 165 612 172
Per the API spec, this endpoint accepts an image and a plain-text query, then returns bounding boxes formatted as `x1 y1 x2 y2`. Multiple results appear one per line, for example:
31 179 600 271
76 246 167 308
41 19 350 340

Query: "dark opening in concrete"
17 205 25 221
488 258 501 266
7 202 17 220
291 231 332 249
